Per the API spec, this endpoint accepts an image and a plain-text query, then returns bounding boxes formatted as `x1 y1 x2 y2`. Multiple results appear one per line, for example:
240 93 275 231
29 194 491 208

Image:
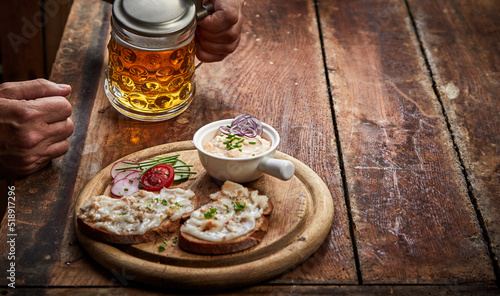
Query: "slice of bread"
179 181 273 254
77 213 182 245
77 188 197 244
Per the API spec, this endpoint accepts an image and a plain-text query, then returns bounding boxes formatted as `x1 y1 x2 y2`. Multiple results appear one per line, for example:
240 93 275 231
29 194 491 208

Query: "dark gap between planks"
403 0 500 286
313 0 364 285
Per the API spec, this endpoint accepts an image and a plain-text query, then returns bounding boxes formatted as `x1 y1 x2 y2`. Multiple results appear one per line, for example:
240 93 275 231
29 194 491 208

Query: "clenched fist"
195 0 245 62
0 79 74 178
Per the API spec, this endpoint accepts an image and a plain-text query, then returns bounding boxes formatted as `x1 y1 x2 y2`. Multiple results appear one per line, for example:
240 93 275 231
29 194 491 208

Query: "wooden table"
1 0 499 294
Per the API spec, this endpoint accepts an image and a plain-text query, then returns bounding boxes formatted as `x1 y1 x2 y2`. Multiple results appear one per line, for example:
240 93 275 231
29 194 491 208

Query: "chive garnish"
233 201 246 211
158 241 168 252
223 134 247 150
204 208 217 219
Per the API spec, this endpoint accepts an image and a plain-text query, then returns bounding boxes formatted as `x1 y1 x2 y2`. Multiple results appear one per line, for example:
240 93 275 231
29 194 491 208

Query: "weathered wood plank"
407 0 500 275
0 0 46 81
44 0 74 77
4 284 500 295
47 0 356 286
0 180 7 220
0 0 111 286
319 0 495 284
0 0 74 81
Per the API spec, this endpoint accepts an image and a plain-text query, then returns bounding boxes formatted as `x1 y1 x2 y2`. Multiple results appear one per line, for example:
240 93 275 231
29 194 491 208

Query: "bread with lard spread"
77 187 197 244
179 181 273 254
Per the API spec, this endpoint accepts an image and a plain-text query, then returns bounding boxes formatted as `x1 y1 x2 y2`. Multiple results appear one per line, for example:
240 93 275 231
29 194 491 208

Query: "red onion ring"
219 114 263 138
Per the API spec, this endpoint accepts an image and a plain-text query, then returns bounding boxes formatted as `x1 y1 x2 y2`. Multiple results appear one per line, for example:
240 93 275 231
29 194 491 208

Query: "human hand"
0 79 74 178
195 0 245 62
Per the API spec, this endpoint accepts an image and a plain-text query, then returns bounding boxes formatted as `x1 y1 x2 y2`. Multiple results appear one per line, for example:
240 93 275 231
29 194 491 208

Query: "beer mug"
104 0 213 121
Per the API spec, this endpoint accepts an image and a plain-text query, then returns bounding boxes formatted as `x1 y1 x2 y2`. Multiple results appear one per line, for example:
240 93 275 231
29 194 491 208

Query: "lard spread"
204 134 271 158
181 181 269 242
78 188 195 235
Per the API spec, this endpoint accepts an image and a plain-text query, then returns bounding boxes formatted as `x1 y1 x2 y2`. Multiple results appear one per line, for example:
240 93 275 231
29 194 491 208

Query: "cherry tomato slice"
140 164 175 191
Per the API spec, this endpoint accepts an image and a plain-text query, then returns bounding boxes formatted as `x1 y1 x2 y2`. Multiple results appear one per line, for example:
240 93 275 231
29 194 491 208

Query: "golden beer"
105 38 195 120
104 0 213 121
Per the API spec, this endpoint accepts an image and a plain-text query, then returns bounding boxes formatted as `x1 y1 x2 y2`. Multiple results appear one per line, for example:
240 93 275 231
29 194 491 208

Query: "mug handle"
258 158 295 181
196 0 215 21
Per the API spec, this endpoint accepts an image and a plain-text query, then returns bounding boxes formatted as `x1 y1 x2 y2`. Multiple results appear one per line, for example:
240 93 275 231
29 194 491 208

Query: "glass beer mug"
104 0 213 121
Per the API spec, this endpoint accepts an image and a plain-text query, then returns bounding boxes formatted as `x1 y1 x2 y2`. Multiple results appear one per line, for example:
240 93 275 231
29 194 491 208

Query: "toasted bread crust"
77 215 181 244
179 198 272 254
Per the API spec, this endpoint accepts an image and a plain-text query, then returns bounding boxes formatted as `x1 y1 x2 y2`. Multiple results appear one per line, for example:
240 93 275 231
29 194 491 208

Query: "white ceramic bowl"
193 119 295 183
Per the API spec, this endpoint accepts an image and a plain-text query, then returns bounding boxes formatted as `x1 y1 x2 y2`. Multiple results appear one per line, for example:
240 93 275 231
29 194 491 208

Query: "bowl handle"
258 158 295 181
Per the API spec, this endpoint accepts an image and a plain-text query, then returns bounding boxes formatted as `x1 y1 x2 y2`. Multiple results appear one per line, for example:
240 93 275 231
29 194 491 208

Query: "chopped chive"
158 242 167 252
204 208 217 219
232 201 246 211
174 170 196 174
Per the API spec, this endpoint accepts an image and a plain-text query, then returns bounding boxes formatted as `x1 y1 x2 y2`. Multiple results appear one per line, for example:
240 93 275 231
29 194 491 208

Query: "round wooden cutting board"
74 141 334 290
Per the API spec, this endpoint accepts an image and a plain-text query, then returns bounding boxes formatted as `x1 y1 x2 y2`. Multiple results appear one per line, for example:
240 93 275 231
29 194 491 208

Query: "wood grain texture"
319 0 495 284
0 0 74 81
0 180 8 221
44 0 74 77
407 0 500 272
4 0 497 291
0 0 46 81
0 0 111 287
47 0 356 287
4 285 500 295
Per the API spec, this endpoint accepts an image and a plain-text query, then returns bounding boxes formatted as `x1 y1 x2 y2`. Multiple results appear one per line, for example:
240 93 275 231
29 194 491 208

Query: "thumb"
0 78 72 101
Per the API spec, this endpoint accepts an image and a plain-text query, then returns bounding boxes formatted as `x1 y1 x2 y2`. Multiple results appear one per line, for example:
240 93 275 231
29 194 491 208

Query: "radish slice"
114 171 141 185
110 177 140 197
110 160 138 179
113 169 141 184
